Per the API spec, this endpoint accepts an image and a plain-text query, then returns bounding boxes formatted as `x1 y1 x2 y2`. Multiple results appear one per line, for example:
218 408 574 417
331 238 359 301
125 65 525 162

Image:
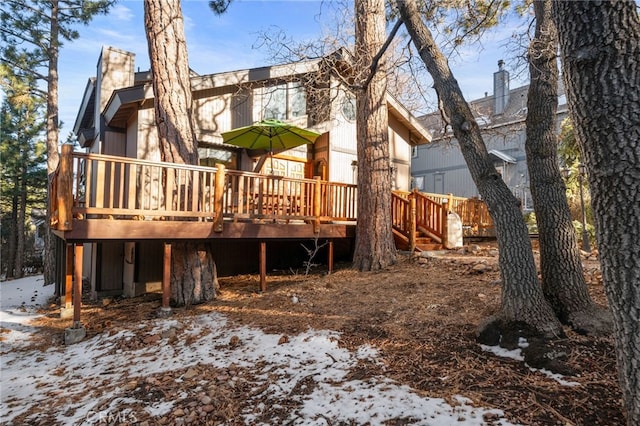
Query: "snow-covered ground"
1 275 520 425
0 275 53 349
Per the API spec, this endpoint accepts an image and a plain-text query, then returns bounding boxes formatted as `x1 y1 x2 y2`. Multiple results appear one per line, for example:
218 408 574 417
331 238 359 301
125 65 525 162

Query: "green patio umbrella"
222 119 320 173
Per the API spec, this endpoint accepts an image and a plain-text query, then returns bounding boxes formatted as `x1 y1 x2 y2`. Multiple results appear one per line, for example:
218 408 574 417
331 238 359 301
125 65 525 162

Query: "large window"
262 83 306 121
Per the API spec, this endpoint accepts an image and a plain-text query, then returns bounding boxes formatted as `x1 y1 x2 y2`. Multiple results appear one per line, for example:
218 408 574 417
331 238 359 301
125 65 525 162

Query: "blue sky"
57 0 529 140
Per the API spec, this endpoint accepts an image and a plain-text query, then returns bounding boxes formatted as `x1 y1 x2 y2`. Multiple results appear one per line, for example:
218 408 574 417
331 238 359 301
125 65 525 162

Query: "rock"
183 367 198 380
143 334 160 344
200 395 212 405
472 263 489 273
173 408 185 417
476 317 501 346
229 335 240 347
278 335 289 345
488 249 499 257
421 250 444 258
161 327 177 339
522 339 576 376
124 380 138 391
202 404 214 413
469 244 481 253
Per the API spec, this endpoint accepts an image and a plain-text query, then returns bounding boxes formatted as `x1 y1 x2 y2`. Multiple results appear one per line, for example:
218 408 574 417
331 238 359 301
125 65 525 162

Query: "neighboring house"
71 46 431 297
411 60 568 211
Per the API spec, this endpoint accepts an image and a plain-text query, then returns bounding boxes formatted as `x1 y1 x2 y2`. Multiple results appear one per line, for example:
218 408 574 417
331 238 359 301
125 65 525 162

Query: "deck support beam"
160 242 172 315
60 244 74 319
328 240 334 274
73 243 83 327
213 165 225 232
64 243 86 344
260 241 267 291
65 244 73 308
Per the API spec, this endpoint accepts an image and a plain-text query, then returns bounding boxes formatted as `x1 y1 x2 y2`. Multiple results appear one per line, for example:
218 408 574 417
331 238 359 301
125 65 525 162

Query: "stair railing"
391 189 445 250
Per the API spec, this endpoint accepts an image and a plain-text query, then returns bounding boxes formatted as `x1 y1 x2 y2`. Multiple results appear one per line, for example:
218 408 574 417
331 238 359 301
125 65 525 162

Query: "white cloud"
109 4 135 22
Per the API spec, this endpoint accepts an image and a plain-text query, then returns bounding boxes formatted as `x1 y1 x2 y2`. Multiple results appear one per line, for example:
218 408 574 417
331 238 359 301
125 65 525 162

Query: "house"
411 60 568 211
67 46 432 299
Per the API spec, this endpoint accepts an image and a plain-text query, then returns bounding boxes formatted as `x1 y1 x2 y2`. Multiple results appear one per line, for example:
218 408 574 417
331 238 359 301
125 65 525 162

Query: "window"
263 85 286 120
413 175 424 190
262 83 306 121
341 94 356 121
411 146 419 158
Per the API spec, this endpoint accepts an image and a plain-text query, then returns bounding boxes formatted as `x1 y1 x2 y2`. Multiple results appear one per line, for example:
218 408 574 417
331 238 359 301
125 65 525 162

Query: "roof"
77 49 431 146
420 81 568 141
72 78 96 139
488 149 517 163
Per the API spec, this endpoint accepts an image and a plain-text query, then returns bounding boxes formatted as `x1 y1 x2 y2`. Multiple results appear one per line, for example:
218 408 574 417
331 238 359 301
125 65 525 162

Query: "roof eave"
73 78 96 135
386 94 432 145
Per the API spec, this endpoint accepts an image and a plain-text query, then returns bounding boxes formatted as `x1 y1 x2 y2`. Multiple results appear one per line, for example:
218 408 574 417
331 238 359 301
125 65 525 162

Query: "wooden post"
313 176 322 234
65 244 73 309
73 243 83 327
442 199 450 249
327 240 334 274
162 243 171 309
213 164 226 232
57 144 74 230
259 241 267 292
408 192 417 252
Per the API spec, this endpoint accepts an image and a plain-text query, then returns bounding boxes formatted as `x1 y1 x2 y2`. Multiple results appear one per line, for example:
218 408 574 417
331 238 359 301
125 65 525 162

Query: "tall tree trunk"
15 158 27 278
144 0 217 305
525 0 611 335
553 1 640 423
7 182 18 279
44 0 60 287
352 0 397 271
397 0 562 337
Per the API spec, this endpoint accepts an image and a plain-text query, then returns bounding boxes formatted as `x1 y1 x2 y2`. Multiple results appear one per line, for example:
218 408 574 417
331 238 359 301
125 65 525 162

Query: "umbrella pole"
269 138 274 175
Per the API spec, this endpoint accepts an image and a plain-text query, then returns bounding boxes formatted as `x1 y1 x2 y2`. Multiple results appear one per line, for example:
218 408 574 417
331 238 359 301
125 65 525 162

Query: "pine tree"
0 0 114 285
553 1 640 422
396 0 563 337
144 0 218 306
524 0 611 335
352 0 397 271
0 64 47 278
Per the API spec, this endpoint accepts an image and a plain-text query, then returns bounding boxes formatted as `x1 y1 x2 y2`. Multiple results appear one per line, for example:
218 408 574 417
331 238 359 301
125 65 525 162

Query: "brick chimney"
493 59 510 115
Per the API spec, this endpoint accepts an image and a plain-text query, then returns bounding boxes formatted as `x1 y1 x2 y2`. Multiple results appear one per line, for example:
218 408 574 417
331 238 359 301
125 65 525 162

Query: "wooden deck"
50 145 357 242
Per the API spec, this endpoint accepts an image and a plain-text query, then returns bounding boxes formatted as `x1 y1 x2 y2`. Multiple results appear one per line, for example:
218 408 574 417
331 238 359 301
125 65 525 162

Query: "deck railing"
422 192 494 236
49 145 491 243
223 171 357 222
49 145 357 233
391 189 495 249
392 189 446 250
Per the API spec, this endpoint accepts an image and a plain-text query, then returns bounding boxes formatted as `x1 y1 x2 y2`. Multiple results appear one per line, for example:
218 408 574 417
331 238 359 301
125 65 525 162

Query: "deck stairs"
391 189 447 253
392 228 442 252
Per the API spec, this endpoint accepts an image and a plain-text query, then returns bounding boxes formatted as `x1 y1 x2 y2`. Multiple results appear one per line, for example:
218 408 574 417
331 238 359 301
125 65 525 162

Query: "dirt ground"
30 241 622 425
